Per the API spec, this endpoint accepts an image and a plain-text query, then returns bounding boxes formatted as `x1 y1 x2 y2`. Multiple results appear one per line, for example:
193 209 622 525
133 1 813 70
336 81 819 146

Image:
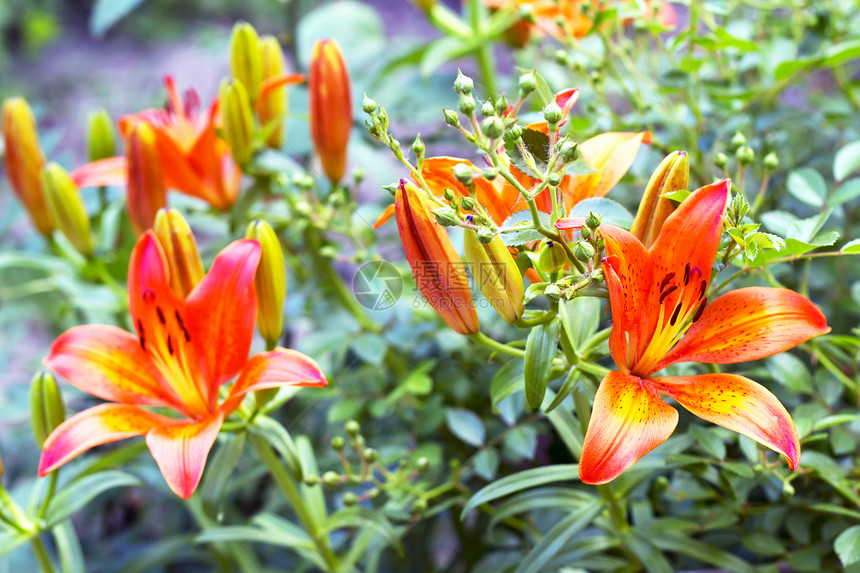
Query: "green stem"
36 472 59 521
469 331 525 359
30 535 56 573
250 434 340 572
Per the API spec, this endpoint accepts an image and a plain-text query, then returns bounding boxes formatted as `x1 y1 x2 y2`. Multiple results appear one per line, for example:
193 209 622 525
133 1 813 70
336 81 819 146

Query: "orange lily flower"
557 180 830 484
38 232 327 498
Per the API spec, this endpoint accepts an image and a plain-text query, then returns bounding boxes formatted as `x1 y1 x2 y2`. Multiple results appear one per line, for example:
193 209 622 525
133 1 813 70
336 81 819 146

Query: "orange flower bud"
126 122 167 235
258 36 288 148
41 162 94 256
153 207 204 299
245 220 286 348
309 39 352 184
395 181 479 335
1 97 53 235
630 151 689 248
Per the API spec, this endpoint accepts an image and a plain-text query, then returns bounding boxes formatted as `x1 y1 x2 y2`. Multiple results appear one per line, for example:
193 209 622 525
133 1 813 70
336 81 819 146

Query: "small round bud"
763 151 779 171
345 420 361 437
542 101 563 124
443 188 456 202
654 476 670 491
331 436 345 451
508 124 523 141
454 70 474 95
495 94 509 112
589 70 601 84
433 207 461 227
590 268 604 282
731 130 747 148
443 109 460 127
342 492 358 506
557 140 578 162
554 49 571 66
352 166 365 184
482 167 499 180
581 225 591 239
481 116 505 139
460 197 475 211
362 94 378 114
782 481 795 497
596 237 605 250
398 459 412 471
714 152 729 169
477 227 494 244
537 240 566 274
304 474 319 486
453 163 474 184
544 283 561 297
481 100 495 117
585 211 601 230
377 109 389 131
736 144 755 165
416 457 430 472
363 448 379 463
547 172 562 187
411 135 425 156
412 498 428 514
322 471 341 488
573 241 595 262
519 71 537 95
459 94 476 116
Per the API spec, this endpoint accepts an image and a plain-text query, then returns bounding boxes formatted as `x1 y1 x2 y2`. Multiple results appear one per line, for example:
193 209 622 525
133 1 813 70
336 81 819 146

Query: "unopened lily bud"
362 94 378 114
230 22 263 100
443 109 460 127
30 370 65 448
246 220 287 348
126 122 167 235
481 100 495 117
731 130 746 148
714 152 729 169
543 101 563 124
41 163 93 256
763 151 779 171
454 70 474 94
154 208 204 298
464 229 524 324
537 240 566 274
433 206 460 226
519 71 537 96
453 163 473 184
258 36 288 148
573 241 595 262
310 39 353 184
87 108 116 162
459 94 476 116
736 144 755 165
585 211 601 230
1 97 53 235
395 182 479 334
630 151 689 248
219 78 255 168
482 116 504 139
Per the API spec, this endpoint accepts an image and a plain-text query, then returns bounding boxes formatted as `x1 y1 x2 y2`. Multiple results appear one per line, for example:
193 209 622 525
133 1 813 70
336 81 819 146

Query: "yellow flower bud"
464 230 524 324
537 240 567 274
126 122 167 235
41 162 94 256
87 108 116 162
258 35 287 148
219 78 255 168
309 39 352 184
630 151 689 248
229 21 263 101
1 97 53 235
245 220 286 348
153 207 204 299
30 370 66 448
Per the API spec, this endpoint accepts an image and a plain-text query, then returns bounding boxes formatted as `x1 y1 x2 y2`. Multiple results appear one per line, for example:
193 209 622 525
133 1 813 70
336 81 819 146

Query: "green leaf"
524 318 561 408
514 499 604 573
834 141 860 181
503 425 538 461
350 333 388 366
90 0 147 37
0 531 30 557
501 211 553 246
46 470 141 526
828 179 860 207
53 520 86 573
713 27 758 52
250 416 303 480
653 530 755 573
623 529 674 573
473 448 500 480
461 464 579 517
201 431 247 517
324 506 404 555
569 197 634 229
787 168 827 208
742 532 785 557
491 359 525 410
767 353 812 394
446 408 486 447
841 239 860 254
487 487 596 534
560 295 601 349
661 189 691 202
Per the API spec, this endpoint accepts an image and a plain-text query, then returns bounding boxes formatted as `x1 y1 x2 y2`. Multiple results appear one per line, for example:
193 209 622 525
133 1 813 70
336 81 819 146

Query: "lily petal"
579 370 678 485
653 373 800 470
257 73 306 103
38 403 175 476
563 131 650 208
373 204 395 229
656 287 830 370
146 411 223 499
185 239 261 398
71 157 128 188
44 324 183 411
220 348 328 414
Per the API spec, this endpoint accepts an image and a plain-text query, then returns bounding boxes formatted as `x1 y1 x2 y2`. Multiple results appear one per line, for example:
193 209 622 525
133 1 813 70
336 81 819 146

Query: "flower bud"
411 134 425 169
416 457 430 472
482 167 499 180
543 101 563 124
508 124 523 142
763 151 779 171
229 22 263 100
443 109 460 127
395 182 479 334
714 152 729 169
30 370 65 448
246 220 287 348
546 172 562 187
458 94 476 116
537 240 566 274
87 108 116 162
345 420 361 437
342 492 358 506
154 208 204 299
736 144 755 165
557 139 578 162
309 39 353 184
481 100 495 117
362 94 378 114
331 436 345 451
460 197 475 212
363 448 378 463
1 97 53 235
453 163 473 184
454 70 474 94
41 162 94 256
495 94 509 113
519 71 537 96
481 116 504 139
585 211 601 230
433 206 461 227
731 130 746 148
258 36 288 148
630 150 689 248
219 78 256 168
443 188 456 202
322 471 341 488
464 229 524 324
573 240 595 262
126 122 167 235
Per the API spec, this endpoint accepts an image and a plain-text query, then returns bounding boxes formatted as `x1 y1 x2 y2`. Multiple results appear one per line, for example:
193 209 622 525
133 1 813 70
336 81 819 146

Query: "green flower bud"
508 124 523 141
573 241 595 262
481 100 495 117
304 474 319 486
229 22 263 100
554 50 571 66
87 108 116 162
460 197 476 211
482 167 499 180
519 71 537 95
590 268 604 282
537 240 566 273
736 144 755 165
476 227 494 244
342 492 358 506
416 457 430 472
544 283 561 298
654 476 669 491
763 151 779 171
322 471 341 488
353 165 365 184
495 94 509 113
331 436 345 451
714 152 729 169
543 101 563 124
345 420 361 437
731 130 747 148
585 211 601 230
30 370 65 448
481 116 505 139
453 162 473 183
443 188 456 202
557 140 578 162
412 498 428 514
41 162 94 256
362 94 378 114
412 134 425 170
363 448 378 463
547 172 562 187
433 207 460 226
459 94 476 116
443 109 460 127
454 70 474 94
376 109 389 132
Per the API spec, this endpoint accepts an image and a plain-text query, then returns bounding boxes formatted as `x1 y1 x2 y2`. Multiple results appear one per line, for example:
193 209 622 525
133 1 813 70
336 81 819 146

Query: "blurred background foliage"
1 0 860 572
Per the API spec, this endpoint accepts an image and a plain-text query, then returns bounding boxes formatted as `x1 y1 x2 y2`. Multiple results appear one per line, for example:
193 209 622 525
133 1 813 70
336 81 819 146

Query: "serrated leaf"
461 464 579 517
446 408 485 447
